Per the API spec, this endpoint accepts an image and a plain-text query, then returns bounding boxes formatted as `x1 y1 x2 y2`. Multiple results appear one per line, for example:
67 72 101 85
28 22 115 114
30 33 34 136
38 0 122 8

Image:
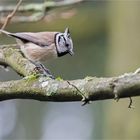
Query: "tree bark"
0 45 140 103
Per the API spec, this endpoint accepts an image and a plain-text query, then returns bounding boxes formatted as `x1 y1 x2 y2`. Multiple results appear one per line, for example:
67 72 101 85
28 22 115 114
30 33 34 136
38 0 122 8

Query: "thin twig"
0 0 22 30
67 81 90 106
128 97 135 109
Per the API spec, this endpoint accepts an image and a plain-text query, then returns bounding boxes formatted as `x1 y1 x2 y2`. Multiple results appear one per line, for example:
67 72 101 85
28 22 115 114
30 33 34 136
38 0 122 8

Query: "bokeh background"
0 0 140 139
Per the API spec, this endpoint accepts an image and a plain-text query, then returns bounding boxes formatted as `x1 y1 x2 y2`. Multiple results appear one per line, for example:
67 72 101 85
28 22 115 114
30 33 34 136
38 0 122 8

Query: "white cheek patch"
59 38 64 46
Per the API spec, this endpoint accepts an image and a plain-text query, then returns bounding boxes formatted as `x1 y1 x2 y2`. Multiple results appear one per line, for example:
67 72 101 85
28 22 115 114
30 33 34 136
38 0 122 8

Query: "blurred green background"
0 0 140 140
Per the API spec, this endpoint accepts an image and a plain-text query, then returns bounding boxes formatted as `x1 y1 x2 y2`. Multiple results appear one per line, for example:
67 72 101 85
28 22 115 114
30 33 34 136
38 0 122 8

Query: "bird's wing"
14 32 58 47
1 30 57 47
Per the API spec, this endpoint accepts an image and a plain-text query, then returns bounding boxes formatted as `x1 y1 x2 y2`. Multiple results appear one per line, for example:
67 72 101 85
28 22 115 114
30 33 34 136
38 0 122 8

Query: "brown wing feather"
10 32 58 47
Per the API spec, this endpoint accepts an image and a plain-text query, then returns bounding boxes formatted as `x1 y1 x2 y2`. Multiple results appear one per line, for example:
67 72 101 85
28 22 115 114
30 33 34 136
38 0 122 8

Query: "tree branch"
0 0 85 23
0 45 37 76
0 46 140 103
0 71 140 102
0 0 84 12
0 0 22 29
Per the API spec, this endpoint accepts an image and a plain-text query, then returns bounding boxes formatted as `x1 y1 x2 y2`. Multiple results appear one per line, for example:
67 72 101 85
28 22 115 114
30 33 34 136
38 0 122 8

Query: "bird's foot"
34 66 55 79
23 73 40 81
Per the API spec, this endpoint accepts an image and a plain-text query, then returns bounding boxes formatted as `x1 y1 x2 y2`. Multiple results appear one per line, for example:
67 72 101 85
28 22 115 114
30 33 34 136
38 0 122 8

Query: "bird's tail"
0 30 20 48
0 29 12 36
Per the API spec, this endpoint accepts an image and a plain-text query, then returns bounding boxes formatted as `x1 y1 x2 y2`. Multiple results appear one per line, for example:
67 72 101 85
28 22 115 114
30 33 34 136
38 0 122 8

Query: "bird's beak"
69 50 74 56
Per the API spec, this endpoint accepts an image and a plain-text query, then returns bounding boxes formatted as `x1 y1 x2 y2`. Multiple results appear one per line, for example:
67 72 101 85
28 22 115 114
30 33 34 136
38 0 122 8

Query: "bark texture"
0 45 140 103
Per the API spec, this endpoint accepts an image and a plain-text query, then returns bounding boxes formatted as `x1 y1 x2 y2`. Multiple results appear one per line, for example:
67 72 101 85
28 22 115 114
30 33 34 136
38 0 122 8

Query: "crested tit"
0 28 74 77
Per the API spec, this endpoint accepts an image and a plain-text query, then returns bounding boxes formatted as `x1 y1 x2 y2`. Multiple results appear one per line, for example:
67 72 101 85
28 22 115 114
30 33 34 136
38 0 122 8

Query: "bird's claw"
34 66 55 79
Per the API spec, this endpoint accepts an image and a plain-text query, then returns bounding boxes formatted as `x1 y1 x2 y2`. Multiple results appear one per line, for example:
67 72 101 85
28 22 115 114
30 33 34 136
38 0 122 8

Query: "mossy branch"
0 44 37 76
0 45 140 103
0 71 140 102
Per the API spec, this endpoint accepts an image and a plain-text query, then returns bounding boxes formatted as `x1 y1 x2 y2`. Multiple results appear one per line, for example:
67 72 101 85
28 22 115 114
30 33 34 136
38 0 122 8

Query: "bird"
0 28 74 78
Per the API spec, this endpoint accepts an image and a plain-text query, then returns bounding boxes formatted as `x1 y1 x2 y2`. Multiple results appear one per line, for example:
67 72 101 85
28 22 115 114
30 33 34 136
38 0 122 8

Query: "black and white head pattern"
55 28 74 57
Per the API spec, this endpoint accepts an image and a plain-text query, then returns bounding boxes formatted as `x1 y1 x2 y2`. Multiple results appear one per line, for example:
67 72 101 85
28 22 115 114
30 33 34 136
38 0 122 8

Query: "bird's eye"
66 43 69 47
